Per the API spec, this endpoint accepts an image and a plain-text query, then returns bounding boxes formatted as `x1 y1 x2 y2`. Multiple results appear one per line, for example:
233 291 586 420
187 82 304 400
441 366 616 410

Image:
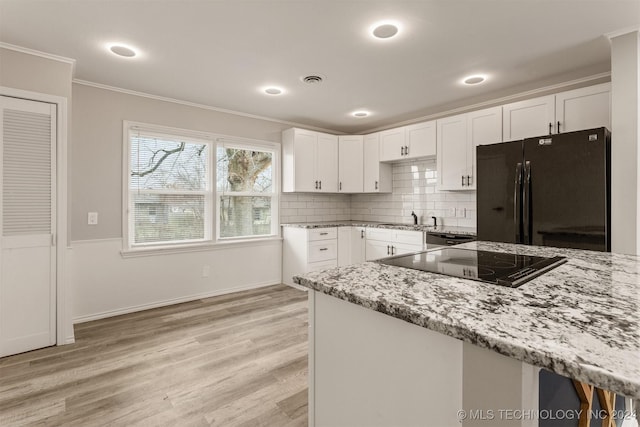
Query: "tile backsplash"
280 158 476 228
351 159 476 227
280 193 351 224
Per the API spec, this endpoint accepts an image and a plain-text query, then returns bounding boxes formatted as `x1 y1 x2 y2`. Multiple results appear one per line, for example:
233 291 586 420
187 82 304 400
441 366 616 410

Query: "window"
217 145 275 239
124 122 279 251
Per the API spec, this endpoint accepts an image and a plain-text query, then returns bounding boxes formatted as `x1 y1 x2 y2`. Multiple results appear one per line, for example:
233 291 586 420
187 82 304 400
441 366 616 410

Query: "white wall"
69 83 293 321
610 31 640 256
69 239 281 322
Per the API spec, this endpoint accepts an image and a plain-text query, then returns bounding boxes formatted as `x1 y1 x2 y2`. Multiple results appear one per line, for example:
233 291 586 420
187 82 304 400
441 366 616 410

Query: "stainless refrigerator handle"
514 163 523 242
523 161 531 244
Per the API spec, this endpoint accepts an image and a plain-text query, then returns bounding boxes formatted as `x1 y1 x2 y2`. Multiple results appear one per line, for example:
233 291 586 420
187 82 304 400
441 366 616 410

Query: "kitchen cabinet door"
337 227 352 266
405 120 436 159
363 133 392 193
338 135 363 193
502 95 555 141
379 128 406 162
466 106 503 190
351 227 366 264
282 128 317 192
316 133 338 192
437 114 468 190
555 83 610 133
365 239 392 261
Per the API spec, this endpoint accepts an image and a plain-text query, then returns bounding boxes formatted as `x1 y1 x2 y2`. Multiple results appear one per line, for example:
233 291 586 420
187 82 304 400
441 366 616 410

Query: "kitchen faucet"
431 216 437 227
411 211 418 225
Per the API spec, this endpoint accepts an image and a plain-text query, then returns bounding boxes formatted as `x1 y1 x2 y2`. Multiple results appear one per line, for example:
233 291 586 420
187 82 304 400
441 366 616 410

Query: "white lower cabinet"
282 227 338 286
284 226 424 284
365 228 424 261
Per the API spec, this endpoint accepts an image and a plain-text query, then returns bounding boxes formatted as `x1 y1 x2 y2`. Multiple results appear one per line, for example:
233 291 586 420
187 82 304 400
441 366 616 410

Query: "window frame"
215 140 279 241
122 121 280 255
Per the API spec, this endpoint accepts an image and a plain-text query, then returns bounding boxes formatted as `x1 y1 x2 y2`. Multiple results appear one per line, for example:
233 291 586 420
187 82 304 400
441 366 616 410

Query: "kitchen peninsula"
294 241 640 427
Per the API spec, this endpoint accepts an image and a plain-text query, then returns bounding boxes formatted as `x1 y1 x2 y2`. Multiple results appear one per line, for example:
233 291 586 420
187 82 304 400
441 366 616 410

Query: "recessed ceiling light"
107 43 139 58
462 74 488 85
264 87 283 95
370 21 402 40
351 110 370 118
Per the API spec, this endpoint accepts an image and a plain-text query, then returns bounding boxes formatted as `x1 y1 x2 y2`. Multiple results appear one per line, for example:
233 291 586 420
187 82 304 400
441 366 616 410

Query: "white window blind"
129 129 211 246
3 109 52 236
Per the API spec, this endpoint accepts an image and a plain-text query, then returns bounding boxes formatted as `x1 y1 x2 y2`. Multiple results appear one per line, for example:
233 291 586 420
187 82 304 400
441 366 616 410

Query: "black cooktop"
377 248 567 288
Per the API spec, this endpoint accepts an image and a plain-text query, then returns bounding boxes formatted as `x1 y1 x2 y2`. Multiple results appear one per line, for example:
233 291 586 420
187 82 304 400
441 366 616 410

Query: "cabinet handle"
391 246 396 255
319 180 322 190
319 248 328 251
461 175 465 187
400 146 405 156
467 175 472 186
405 145 409 155
387 245 390 255
557 121 561 133
315 180 318 189
339 182 342 191
375 181 378 190
361 230 364 239
320 232 329 235
548 122 553 135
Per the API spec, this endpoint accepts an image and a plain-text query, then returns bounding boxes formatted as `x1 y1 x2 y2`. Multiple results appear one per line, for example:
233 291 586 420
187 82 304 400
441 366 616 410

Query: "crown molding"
72 79 345 135
0 42 76 76
605 26 640 40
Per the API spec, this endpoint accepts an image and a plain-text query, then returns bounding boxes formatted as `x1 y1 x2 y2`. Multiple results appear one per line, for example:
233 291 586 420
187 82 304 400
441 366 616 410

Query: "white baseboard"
73 280 281 324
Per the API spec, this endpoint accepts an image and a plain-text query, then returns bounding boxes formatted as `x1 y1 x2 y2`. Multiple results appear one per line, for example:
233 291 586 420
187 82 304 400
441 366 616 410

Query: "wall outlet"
202 265 210 278
448 207 456 217
88 212 98 225
456 208 466 218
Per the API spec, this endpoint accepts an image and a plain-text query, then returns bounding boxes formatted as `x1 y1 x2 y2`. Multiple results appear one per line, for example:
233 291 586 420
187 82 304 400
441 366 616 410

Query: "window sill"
120 236 283 258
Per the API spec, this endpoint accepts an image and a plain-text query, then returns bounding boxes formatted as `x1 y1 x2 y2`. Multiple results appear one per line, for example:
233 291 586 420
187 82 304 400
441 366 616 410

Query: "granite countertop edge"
281 221 477 236
293 241 640 399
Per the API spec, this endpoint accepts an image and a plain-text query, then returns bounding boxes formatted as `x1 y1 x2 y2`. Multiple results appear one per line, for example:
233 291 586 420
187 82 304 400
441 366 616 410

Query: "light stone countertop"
293 241 640 399
281 221 477 236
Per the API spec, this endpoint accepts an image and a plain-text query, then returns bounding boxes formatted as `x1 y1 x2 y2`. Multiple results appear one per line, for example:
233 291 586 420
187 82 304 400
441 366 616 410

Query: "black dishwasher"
425 232 476 249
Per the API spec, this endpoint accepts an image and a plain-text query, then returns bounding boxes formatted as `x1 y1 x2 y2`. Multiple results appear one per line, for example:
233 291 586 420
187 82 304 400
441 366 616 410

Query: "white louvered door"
0 96 56 357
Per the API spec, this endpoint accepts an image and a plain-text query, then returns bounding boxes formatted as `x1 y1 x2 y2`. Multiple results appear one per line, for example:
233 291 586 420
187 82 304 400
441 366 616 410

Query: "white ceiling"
1 0 638 134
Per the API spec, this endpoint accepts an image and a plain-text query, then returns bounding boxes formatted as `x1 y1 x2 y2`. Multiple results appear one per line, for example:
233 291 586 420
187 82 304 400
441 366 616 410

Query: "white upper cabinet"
405 121 437 158
282 128 338 192
502 95 555 141
503 83 611 141
363 133 392 193
437 107 502 191
379 121 436 162
338 135 364 193
379 128 406 162
437 114 468 190
555 83 611 133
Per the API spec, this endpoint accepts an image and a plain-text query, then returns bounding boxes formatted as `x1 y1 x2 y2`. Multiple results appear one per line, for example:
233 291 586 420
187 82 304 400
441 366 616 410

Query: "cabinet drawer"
308 228 337 241
366 228 393 241
393 230 424 246
307 259 338 272
308 240 337 263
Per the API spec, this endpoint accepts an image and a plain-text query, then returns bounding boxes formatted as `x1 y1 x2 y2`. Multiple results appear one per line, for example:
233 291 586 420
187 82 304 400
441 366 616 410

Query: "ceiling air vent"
302 75 324 84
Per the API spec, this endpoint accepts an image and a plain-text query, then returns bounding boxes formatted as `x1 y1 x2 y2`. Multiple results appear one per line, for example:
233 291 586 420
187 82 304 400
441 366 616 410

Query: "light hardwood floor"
0 284 309 426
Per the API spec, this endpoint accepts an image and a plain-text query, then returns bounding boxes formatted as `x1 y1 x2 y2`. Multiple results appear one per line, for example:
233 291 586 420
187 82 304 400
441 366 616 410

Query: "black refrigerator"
477 127 611 252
